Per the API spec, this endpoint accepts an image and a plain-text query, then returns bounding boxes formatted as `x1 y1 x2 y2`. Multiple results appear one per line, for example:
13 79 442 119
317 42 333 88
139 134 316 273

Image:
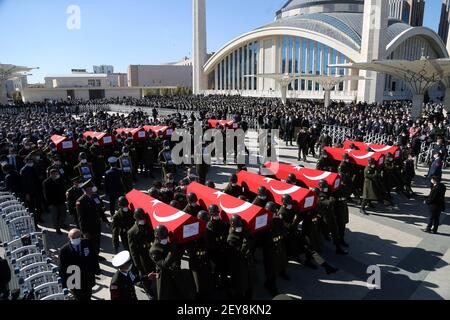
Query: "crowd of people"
0 95 448 301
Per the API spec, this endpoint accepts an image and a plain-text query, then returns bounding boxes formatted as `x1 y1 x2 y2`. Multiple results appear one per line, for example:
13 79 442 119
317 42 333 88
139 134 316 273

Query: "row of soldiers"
107 169 349 300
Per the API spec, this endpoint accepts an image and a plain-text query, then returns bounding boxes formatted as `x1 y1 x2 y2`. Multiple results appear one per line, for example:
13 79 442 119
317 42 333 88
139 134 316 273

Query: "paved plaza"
34 130 450 301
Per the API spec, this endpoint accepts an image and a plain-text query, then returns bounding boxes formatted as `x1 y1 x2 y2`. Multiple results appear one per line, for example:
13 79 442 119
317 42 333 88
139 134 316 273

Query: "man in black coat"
43 169 68 234
20 155 43 224
424 176 447 234
0 257 11 300
58 229 98 300
104 157 125 215
1 164 23 199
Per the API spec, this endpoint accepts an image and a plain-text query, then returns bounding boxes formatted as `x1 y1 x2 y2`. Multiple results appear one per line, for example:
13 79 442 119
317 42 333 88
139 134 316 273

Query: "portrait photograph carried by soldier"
1 0 450 317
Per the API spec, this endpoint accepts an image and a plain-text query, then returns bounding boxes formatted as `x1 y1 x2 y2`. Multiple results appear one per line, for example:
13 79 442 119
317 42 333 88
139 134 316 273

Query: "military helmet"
206 180 216 189
230 174 238 183
311 187 321 194
238 195 248 202
122 146 129 153
368 157 376 165
265 201 277 213
230 214 243 228
118 196 128 208
282 194 292 206
287 173 297 184
343 153 350 160
148 188 160 199
319 179 329 189
197 210 209 222
257 186 267 196
209 204 219 216
78 152 87 160
187 192 198 203
163 140 170 148
133 208 146 220
169 200 180 209
154 225 169 239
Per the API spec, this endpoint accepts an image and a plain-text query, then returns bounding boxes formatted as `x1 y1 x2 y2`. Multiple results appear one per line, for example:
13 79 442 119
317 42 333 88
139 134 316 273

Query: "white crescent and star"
270 185 301 195
302 172 332 181
350 152 375 159
152 211 187 223
219 201 253 214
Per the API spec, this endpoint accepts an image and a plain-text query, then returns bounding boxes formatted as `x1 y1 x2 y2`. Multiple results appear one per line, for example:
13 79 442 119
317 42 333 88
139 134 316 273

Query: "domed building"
192 0 448 104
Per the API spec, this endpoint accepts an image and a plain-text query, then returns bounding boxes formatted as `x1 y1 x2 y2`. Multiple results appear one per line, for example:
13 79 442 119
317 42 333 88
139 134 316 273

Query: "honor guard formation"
0 96 449 300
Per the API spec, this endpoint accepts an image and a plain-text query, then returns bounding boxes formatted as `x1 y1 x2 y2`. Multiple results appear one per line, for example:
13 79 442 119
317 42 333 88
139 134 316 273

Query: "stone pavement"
37 130 450 300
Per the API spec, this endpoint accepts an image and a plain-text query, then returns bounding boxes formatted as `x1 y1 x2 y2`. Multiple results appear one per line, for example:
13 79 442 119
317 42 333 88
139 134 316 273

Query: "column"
192 0 208 94
357 0 389 103
298 38 303 93
215 67 218 91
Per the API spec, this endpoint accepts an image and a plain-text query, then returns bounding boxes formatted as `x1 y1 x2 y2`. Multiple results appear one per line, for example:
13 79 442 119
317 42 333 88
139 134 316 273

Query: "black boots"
322 262 338 275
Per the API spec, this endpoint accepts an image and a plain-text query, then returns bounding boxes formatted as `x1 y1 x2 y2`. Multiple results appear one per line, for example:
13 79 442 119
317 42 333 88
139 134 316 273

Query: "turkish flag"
50 135 78 153
126 189 204 244
187 182 271 234
343 140 401 160
236 170 317 211
208 120 238 129
264 162 342 192
83 132 115 147
143 126 169 138
116 128 148 141
324 147 385 167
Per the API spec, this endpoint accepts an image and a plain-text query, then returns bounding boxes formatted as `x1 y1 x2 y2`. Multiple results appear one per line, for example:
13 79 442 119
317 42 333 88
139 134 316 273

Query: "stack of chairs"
0 192 71 300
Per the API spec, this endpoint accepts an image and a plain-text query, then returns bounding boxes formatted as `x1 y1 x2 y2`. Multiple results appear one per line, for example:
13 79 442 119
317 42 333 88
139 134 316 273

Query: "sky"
0 0 444 83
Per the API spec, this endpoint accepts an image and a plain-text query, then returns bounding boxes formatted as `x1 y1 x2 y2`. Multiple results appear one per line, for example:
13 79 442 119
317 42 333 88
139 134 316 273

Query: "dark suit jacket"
104 167 125 198
428 158 443 178
426 183 447 213
58 239 97 290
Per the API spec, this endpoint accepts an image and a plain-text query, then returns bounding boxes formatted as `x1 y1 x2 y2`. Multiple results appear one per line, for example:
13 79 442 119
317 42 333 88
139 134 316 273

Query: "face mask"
235 227 243 233
323 155 328 159
371 165 376 168
53 174 60 180
232 183 238 187
123 153 129 157
122 207 129 212
27 162 34 167
138 220 146 226
52 148 57 152
212 216 220 221
323 188 329 193
125 263 133 273
259 195 267 200
190 202 197 207
286 204 293 210
81 159 87 164
160 238 169 245
167 180 174 184
91 186 98 193
70 238 81 246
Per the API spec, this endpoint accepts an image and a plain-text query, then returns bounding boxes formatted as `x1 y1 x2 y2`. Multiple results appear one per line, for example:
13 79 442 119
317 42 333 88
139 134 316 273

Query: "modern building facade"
389 0 425 26
128 64 192 88
439 0 450 44
93 65 114 74
193 0 447 103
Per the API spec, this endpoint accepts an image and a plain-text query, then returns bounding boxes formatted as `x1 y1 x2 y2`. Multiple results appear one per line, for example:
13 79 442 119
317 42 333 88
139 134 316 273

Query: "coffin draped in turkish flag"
264 162 341 192
126 189 204 244
143 126 169 138
187 182 271 233
116 128 147 141
236 170 317 211
83 132 115 146
323 147 385 167
50 135 78 153
208 120 239 129
343 140 401 160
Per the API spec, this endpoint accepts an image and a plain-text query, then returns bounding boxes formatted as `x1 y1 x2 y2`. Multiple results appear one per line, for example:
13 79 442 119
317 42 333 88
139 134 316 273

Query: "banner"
186 182 271 233
126 189 204 244
264 162 341 192
236 170 317 211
